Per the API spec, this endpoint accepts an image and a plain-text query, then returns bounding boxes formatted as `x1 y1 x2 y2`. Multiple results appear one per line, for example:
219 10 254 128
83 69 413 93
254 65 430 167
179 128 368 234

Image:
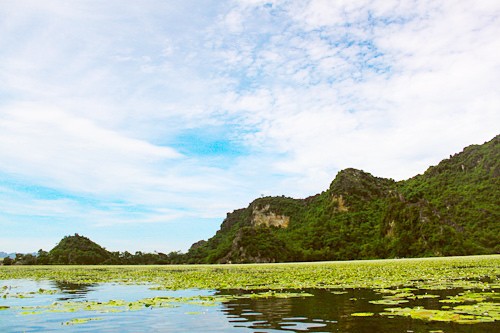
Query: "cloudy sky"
1 0 499 253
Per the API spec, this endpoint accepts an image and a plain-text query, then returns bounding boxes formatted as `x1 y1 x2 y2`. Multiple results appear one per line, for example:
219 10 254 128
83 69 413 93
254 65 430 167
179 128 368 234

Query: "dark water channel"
0 280 497 332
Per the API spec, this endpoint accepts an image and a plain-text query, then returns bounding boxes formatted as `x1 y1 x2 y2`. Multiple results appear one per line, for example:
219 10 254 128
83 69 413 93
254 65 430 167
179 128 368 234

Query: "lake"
1 278 498 332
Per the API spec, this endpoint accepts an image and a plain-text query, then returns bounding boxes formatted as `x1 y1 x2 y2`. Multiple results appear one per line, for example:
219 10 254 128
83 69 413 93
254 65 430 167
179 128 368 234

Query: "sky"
1 0 499 253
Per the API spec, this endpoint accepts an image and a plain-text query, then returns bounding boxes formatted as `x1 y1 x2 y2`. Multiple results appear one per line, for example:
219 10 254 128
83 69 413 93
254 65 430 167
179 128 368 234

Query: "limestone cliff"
185 135 499 264
251 204 290 228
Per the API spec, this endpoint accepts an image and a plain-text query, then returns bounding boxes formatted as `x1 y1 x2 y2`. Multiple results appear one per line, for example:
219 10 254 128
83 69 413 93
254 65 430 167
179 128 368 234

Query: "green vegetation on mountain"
185 135 499 263
4 234 186 265
46 234 113 265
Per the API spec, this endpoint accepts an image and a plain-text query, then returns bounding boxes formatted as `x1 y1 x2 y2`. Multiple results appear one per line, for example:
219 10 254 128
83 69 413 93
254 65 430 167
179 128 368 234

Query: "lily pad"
381 307 496 324
370 299 409 305
63 317 103 325
351 312 375 317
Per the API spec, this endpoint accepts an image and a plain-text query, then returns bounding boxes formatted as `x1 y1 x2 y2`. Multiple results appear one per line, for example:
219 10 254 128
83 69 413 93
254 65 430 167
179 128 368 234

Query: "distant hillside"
186 135 500 263
4 234 183 265
0 252 15 259
47 234 113 265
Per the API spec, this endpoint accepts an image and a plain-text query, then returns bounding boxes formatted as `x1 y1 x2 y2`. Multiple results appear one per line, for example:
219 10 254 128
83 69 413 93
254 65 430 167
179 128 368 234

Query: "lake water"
0 279 497 332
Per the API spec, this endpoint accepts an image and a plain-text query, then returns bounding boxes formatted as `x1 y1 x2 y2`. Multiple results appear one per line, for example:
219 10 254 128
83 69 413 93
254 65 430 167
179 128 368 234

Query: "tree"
37 249 50 265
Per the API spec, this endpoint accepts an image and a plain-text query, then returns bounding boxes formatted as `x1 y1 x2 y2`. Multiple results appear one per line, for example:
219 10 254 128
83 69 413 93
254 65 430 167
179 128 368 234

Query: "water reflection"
218 289 497 333
51 281 97 300
219 289 367 332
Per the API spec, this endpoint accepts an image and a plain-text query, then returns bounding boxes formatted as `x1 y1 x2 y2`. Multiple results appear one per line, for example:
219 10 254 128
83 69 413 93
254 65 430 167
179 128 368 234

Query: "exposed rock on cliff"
251 204 290 228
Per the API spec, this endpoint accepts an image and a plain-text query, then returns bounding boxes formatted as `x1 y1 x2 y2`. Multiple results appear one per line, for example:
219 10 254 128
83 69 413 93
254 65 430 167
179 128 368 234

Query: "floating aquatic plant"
369 299 409 305
11 291 314 317
0 255 498 291
63 317 103 325
351 312 375 317
381 306 497 324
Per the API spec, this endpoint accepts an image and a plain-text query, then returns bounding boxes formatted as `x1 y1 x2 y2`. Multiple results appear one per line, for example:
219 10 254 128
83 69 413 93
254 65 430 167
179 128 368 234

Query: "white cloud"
213 0 500 184
0 104 181 194
0 0 499 251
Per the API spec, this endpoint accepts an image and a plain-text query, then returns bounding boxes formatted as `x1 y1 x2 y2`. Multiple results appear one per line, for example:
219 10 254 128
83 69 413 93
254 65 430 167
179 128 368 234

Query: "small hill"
48 234 112 264
185 135 500 263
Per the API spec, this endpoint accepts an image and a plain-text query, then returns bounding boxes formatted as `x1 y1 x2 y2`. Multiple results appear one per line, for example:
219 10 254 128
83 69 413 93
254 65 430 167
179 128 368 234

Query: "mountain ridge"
185 135 499 263
0 252 15 259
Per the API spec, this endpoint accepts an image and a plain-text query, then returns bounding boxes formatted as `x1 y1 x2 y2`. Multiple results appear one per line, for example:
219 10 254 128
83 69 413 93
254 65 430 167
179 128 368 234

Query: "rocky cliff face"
251 204 290 228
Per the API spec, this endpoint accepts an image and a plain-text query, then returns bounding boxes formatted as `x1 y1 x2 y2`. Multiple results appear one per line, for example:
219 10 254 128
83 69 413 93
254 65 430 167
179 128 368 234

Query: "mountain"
47 234 113 264
185 135 500 263
0 252 15 259
4 235 183 265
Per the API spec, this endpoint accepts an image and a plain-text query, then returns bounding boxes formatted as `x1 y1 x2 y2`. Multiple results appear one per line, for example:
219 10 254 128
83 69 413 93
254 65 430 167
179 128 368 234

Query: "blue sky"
1 0 499 253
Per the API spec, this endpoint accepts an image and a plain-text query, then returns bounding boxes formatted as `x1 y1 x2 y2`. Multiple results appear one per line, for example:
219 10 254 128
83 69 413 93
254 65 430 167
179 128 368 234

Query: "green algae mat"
2 255 498 290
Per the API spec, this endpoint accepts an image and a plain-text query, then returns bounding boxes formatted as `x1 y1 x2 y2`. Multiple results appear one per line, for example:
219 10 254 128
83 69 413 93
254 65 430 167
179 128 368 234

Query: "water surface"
0 280 497 332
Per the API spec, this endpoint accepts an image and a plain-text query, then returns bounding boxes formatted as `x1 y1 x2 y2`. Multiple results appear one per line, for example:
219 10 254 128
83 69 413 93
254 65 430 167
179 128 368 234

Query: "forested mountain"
185 135 499 263
2 234 184 265
45 234 113 264
1 234 112 265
